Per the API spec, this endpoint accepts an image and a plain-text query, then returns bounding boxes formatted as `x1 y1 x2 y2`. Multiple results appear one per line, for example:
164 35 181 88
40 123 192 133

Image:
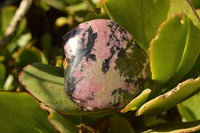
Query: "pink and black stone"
63 19 151 111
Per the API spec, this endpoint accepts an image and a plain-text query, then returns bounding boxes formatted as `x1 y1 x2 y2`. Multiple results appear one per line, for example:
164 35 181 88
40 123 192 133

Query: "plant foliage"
0 0 200 132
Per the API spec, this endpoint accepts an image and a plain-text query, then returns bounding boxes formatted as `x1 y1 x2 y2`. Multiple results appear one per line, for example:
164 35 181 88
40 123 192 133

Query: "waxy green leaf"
0 6 28 52
41 104 79 133
136 76 200 116
1 7 16 34
84 7 109 22
189 0 200 9
168 18 200 86
168 0 200 29
1 6 27 37
150 10 200 84
19 63 113 115
183 54 200 80
121 89 151 113
143 120 200 133
150 14 188 83
0 91 57 133
15 47 44 71
178 92 200 122
105 117 135 133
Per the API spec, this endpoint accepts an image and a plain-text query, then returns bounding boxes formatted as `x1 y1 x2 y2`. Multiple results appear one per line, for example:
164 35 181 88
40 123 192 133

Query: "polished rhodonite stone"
63 19 151 111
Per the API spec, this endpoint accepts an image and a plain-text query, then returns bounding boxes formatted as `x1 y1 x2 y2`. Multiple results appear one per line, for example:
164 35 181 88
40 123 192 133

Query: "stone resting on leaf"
63 19 151 111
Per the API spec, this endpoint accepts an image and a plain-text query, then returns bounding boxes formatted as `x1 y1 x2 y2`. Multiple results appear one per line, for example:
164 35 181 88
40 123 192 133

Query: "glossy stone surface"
63 19 150 111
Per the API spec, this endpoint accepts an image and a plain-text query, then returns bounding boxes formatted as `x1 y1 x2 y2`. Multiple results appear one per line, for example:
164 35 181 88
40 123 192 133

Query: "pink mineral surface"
63 19 150 111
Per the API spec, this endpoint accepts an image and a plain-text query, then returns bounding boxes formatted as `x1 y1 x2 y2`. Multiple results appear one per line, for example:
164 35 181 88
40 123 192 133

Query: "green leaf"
63 0 83 5
180 10 200 80
189 0 200 9
19 63 113 115
1 7 16 35
168 0 200 29
150 14 188 83
183 54 200 80
84 7 109 22
150 9 200 85
14 15 27 38
121 89 151 113
105 117 135 133
164 9 200 87
3 74 14 91
15 47 42 71
41 0 66 11
0 6 28 52
41 32 53 55
136 76 200 116
178 92 200 122
0 91 57 133
0 63 6 89
42 104 114 133
103 0 200 51
41 104 79 133
15 32 32 48
143 120 200 133
42 0 82 7
41 0 89 13
167 16 200 86
0 6 27 36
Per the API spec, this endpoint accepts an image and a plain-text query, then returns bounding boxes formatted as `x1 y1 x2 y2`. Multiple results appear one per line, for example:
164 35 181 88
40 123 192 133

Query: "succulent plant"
1 0 200 132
